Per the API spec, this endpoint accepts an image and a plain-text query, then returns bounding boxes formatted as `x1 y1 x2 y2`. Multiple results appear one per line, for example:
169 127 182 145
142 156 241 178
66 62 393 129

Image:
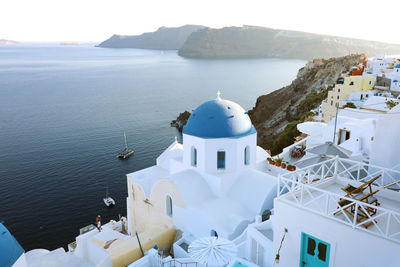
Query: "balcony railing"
277 157 400 244
162 260 198 267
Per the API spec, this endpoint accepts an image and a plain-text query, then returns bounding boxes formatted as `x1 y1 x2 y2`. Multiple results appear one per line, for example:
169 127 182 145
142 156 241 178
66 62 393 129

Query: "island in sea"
178 25 400 60
97 24 205 50
97 24 400 60
0 39 19 45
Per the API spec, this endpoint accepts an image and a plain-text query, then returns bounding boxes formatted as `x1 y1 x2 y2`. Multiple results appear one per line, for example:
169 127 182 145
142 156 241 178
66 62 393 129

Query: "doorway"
300 233 330 267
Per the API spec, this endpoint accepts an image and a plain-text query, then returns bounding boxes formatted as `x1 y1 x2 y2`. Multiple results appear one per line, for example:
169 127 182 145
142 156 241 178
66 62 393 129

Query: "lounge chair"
334 175 381 228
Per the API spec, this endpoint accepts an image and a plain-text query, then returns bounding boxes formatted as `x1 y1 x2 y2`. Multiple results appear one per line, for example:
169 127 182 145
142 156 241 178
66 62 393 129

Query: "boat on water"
118 131 134 159
103 186 115 207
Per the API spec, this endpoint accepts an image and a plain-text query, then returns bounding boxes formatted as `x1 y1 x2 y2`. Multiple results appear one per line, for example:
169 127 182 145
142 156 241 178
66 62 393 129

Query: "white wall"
173 205 229 239
73 230 111 267
273 199 400 267
370 110 400 168
182 133 257 174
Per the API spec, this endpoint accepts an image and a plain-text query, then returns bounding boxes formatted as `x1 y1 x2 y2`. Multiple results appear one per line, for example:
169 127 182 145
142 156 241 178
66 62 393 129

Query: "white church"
126 93 281 245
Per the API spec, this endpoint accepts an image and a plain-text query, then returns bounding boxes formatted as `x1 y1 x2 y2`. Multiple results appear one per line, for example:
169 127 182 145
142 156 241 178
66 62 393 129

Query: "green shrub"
296 89 330 115
271 121 301 155
386 100 399 110
343 102 356 109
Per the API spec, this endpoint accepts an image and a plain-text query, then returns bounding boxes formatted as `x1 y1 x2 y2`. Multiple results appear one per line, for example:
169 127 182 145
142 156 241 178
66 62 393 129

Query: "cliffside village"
4 55 400 267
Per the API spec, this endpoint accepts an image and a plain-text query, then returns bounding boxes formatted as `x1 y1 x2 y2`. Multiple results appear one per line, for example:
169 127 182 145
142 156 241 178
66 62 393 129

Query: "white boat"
103 186 115 207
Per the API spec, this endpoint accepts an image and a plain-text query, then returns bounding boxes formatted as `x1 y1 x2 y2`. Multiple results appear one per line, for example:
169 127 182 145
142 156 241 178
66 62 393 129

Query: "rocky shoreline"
170 111 191 132
171 54 366 154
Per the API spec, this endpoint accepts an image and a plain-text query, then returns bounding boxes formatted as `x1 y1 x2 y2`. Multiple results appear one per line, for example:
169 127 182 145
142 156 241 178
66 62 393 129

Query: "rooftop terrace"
278 157 400 244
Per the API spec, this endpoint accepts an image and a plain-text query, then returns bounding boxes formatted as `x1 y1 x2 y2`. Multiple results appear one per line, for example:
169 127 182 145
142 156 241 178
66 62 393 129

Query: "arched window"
191 146 197 167
166 195 173 217
217 150 225 169
211 230 218 238
244 146 250 165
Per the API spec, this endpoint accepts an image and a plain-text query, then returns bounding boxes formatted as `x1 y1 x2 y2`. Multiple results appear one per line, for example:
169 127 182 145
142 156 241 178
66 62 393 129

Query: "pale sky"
1 0 399 43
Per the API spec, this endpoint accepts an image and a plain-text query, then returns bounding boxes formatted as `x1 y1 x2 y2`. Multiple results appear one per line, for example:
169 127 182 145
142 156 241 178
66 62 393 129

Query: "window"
349 81 354 85
244 146 250 165
211 230 218 237
338 88 340 93
330 100 333 106
369 80 372 84
337 96 339 100
301 233 331 266
318 243 327 261
307 237 316 256
217 151 225 169
166 195 173 217
191 147 197 167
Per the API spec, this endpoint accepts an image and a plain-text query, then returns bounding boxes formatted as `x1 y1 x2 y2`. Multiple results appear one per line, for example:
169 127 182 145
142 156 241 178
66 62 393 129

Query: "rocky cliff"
172 54 366 154
248 54 366 154
178 26 400 59
97 25 205 50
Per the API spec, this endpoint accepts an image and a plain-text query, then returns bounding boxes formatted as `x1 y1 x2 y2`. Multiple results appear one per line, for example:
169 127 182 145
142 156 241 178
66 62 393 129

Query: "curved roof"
228 169 277 214
170 169 216 206
183 97 256 138
0 223 24 267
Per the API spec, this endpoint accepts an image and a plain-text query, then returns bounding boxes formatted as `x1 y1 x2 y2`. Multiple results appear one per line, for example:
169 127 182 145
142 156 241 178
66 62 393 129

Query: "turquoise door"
300 233 330 267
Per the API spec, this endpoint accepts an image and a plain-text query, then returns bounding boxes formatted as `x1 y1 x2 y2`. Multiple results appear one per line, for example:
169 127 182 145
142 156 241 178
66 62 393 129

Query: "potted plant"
267 157 275 165
287 164 296 171
275 157 283 167
281 162 287 169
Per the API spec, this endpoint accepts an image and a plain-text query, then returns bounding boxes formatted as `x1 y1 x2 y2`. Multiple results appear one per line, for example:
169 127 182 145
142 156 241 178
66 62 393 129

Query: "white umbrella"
188 236 237 266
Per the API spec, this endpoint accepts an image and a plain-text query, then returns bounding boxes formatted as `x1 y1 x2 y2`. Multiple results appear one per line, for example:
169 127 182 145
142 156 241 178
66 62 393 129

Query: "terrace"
277 157 400 244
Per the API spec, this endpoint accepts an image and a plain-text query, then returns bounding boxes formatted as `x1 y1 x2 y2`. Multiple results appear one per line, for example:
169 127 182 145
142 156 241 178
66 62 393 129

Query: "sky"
1 0 400 43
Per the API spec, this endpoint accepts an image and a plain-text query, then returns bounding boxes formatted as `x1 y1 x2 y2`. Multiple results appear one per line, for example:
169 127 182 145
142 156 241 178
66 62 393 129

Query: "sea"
0 43 306 251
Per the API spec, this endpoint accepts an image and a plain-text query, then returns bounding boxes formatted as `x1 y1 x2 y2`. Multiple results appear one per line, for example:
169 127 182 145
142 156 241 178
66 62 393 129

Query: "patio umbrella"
306 141 352 158
188 236 237 266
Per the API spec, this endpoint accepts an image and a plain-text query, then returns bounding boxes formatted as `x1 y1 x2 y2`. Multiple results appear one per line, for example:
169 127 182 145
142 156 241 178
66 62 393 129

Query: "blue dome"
395 64 400 68
0 223 24 267
183 98 256 138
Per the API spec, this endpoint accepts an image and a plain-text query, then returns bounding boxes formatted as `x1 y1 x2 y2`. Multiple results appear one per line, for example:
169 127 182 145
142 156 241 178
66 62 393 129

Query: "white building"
370 103 400 169
363 54 396 76
126 94 283 259
273 157 400 267
386 64 400 92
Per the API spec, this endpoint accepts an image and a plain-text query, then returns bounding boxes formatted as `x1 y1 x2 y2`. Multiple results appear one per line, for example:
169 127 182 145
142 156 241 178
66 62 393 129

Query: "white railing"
280 157 400 189
162 259 198 267
278 157 400 243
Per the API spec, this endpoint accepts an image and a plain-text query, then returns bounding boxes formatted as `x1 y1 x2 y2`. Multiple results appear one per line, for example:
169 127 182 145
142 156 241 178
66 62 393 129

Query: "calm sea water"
0 43 306 251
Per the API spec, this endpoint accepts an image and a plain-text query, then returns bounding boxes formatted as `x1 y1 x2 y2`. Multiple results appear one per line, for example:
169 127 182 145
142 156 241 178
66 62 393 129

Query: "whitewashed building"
126 94 283 257
363 54 396 76
273 157 400 267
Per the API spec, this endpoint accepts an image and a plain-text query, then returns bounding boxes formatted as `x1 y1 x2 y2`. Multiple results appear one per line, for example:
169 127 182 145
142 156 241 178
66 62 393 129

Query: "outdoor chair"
334 175 381 228
341 174 381 197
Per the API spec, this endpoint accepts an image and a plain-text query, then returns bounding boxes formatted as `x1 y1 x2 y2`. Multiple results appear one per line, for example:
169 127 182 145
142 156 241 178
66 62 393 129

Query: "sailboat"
103 186 115 207
118 131 134 159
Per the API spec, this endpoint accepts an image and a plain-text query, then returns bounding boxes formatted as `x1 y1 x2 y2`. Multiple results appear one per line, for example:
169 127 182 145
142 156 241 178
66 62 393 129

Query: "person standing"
96 215 102 232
